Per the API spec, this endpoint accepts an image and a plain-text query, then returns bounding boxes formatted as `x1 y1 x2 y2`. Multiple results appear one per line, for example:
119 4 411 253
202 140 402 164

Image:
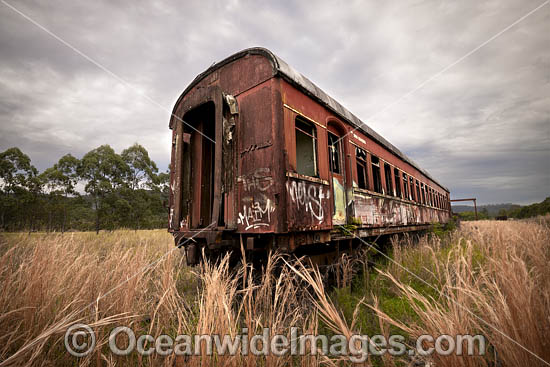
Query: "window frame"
394 168 402 198
403 173 409 200
294 116 318 177
371 155 383 194
355 147 368 190
384 162 393 196
327 131 342 175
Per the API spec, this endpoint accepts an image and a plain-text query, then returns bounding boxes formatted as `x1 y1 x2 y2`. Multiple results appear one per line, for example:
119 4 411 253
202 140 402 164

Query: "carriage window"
295 117 318 177
384 163 393 196
394 168 401 198
328 132 341 174
403 173 409 199
371 155 383 194
420 183 426 204
356 147 368 189
426 186 430 205
416 180 421 203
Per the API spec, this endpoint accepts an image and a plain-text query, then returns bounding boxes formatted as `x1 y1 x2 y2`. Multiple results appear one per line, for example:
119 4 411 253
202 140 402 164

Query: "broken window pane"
356 147 368 189
371 155 382 194
403 173 409 200
394 168 401 198
328 132 341 174
420 183 426 204
295 117 317 177
384 163 393 196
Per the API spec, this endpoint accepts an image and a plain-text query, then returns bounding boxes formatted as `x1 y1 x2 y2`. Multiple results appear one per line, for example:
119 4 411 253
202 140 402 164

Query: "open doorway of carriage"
182 101 215 228
327 122 347 225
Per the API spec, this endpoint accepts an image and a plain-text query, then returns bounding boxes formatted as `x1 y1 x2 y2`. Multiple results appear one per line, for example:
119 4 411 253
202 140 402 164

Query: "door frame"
172 86 223 230
326 120 348 225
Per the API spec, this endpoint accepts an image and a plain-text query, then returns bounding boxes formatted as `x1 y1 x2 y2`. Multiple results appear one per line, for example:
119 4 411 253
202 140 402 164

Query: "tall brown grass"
370 219 550 367
0 218 548 366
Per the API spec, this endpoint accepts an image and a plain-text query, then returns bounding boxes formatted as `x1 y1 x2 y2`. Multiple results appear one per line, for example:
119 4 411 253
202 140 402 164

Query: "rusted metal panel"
236 167 276 232
353 190 450 227
285 174 332 231
235 83 279 233
271 78 288 233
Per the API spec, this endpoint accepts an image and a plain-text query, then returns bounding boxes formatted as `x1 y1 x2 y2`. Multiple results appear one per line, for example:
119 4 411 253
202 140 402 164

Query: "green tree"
480 207 489 217
121 143 159 190
78 145 129 234
120 144 160 230
0 147 39 230
41 154 80 232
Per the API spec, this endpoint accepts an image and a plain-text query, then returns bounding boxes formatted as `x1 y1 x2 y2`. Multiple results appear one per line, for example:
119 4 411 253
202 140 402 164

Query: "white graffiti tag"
237 168 273 192
237 199 276 230
286 180 330 223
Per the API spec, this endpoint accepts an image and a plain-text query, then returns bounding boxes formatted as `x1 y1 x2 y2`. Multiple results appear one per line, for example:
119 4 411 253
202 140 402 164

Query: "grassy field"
0 218 549 366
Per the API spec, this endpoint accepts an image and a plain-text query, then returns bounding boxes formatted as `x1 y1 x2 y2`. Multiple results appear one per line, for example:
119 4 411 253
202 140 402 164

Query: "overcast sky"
0 0 548 205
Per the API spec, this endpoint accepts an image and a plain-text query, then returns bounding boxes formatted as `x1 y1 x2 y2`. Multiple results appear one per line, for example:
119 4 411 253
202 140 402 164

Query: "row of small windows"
294 116 449 210
355 147 448 209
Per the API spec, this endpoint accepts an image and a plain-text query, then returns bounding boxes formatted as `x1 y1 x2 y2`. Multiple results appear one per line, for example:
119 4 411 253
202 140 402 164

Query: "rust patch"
285 176 332 231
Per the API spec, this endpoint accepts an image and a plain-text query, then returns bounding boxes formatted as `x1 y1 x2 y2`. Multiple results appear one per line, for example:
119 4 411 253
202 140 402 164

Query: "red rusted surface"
167 48 451 262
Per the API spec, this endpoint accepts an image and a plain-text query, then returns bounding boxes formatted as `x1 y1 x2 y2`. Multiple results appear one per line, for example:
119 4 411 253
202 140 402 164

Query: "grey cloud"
0 0 548 204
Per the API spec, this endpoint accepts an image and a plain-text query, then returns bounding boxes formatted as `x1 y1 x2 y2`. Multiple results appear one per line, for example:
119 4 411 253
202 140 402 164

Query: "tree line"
498 197 550 219
0 144 169 233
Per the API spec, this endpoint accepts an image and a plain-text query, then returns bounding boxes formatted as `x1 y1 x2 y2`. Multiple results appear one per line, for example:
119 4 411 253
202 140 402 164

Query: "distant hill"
452 203 521 216
452 198 550 220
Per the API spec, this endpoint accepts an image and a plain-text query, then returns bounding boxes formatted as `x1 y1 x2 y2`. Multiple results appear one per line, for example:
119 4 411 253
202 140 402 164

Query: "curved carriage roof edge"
172 47 449 192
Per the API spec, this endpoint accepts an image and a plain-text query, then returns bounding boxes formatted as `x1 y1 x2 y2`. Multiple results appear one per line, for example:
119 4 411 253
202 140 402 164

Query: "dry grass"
369 218 550 367
0 218 548 366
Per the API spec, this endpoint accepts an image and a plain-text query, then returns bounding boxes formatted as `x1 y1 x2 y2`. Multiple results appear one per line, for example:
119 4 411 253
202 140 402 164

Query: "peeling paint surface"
332 177 346 225
286 177 331 231
237 198 275 230
237 167 277 233
353 191 450 227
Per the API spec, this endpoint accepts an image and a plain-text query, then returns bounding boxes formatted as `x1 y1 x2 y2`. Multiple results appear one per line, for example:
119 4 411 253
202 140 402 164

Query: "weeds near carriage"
0 217 549 366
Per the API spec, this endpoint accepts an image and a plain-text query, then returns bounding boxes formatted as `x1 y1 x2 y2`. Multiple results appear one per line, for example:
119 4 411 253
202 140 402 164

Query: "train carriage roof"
175 47 449 192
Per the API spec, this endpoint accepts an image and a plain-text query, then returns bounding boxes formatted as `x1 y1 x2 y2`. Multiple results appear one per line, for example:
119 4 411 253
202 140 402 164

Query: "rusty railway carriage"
168 47 451 265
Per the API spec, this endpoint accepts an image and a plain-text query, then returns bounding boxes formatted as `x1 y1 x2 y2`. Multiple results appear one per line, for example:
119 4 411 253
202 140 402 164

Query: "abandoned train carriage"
168 47 451 265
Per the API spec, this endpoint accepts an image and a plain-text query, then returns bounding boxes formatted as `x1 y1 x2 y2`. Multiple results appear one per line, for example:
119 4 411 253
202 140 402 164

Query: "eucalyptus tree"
121 143 159 230
0 147 40 231
41 154 79 232
78 145 129 234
